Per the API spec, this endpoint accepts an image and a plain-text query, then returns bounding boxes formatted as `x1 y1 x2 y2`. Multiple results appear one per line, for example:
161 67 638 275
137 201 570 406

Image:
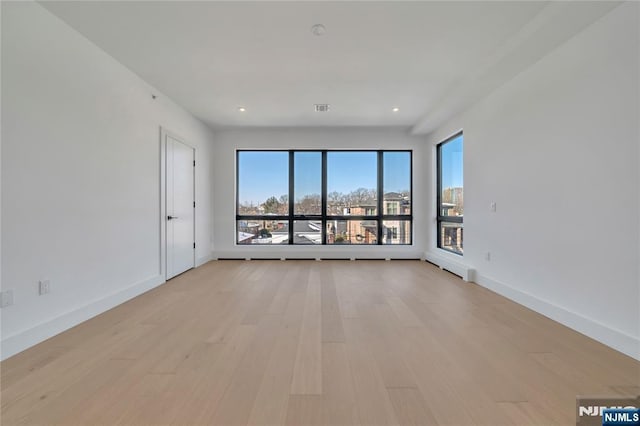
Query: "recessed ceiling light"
238 107 246 112
392 107 400 112
311 24 326 36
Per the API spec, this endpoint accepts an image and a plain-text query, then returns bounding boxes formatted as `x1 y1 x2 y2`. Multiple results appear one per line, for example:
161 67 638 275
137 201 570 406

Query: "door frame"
160 127 196 280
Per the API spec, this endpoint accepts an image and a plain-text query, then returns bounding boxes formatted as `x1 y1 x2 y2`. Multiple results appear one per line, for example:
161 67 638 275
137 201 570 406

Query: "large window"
437 133 463 255
237 150 412 245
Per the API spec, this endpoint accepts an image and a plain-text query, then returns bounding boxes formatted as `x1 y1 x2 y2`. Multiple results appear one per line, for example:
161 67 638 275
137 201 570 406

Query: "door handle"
167 215 178 220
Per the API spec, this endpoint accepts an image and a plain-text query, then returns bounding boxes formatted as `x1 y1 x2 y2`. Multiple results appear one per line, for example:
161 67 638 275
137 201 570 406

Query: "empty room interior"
1 1 639 425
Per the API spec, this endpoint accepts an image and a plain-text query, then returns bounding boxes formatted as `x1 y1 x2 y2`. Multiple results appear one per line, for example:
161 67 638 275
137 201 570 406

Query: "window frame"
436 132 463 255
236 149 413 245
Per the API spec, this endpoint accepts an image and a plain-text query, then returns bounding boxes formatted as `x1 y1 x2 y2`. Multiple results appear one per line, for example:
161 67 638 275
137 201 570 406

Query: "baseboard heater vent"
424 252 474 282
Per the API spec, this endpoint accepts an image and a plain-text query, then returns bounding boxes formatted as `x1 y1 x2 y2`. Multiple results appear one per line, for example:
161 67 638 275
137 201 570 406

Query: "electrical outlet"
490 202 497 212
0 290 14 308
39 280 51 295
485 252 491 261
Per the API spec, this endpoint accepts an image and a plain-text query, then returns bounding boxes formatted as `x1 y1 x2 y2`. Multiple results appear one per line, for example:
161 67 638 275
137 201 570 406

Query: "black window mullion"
288 151 294 245
237 215 290 221
377 151 383 245
410 150 414 223
381 215 413 220
236 150 240 217
437 215 462 223
321 151 327 244
437 142 443 249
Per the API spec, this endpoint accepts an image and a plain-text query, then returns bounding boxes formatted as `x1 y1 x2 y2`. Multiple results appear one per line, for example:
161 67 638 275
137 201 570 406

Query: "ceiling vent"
314 104 330 112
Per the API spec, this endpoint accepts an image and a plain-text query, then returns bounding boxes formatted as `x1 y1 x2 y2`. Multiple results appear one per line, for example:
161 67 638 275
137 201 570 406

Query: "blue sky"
295 152 322 198
383 152 411 193
238 152 288 205
237 151 412 205
326 152 377 195
441 134 463 189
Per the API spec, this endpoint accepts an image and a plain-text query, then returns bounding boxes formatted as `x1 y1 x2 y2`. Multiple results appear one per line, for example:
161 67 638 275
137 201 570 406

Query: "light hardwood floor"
1 260 638 425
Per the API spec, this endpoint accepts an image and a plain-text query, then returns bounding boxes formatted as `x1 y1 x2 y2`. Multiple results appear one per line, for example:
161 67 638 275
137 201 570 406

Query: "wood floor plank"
497 401 560 426
343 318 399 426
169 323 258 424
356 302 418 389
108 373 178 425
416 303 530 403
24 358 136 425
267 266 299 315
320 268 346 343
321 342 360 425
401 339 478 425
247 291 306 426
290 266 322 395
209 314 282 425
400 326 510 425
332 263 360 319
0 323 154 422
385 295 424 327
387 387 438 426
1 260 638 426
242 263 282 325
284 395 323 426
529 351 611 395
0 345 69 389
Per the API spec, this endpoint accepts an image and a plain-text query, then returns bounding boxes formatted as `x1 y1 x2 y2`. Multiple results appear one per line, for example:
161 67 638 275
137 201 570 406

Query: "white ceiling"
40 1 619 132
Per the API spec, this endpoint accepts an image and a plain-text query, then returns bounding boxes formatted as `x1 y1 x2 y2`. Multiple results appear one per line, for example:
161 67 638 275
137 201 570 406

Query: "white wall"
425 2 640 359
212 127 427 259
1 2 215 359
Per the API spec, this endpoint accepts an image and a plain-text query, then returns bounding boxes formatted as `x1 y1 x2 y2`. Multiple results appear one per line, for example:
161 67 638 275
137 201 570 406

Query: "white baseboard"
196 253 214 267
475 273 640 361
424 250 475 281
0 274 165 361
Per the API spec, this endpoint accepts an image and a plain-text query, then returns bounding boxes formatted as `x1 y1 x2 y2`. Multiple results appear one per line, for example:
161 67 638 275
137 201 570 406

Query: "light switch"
39 280 51 295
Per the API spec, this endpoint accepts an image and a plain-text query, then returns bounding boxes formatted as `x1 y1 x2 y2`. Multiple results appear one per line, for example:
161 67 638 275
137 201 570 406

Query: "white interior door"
166 135 195 279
